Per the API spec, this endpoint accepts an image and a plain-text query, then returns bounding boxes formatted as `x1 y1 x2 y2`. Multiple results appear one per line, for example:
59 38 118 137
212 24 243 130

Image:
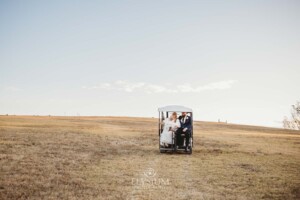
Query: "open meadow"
0 116 299 199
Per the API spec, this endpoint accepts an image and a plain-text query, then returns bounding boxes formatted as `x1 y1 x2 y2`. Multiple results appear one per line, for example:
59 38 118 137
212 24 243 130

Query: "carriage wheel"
187 135 192 154
188 146 192 154
160 149 166 153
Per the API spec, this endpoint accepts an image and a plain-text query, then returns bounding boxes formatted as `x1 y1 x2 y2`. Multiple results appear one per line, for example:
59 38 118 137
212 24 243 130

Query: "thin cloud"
82 80 237 93
177 80 237 93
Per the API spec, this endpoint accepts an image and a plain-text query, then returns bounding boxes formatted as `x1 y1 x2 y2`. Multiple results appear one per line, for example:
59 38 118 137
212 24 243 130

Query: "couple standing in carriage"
160 111 191 151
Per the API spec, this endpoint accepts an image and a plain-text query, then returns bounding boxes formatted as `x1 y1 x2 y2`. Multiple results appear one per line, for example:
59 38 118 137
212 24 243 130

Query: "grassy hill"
0 116 299 199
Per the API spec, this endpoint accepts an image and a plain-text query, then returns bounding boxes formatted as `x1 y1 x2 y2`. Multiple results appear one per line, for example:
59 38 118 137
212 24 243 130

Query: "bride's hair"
171 112 177 122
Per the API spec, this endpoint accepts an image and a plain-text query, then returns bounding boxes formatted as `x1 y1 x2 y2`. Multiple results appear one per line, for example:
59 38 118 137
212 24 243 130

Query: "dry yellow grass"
0 115 299 199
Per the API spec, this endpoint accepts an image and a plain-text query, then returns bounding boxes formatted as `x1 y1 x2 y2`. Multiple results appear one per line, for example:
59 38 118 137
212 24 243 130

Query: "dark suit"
175 115 192 148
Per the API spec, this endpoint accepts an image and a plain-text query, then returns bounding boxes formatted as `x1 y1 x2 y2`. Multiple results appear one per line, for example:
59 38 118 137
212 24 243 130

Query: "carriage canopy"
158 105 193 112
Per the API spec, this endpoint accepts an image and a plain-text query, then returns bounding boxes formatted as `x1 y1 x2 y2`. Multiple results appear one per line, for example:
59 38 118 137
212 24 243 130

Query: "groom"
175 112 192 151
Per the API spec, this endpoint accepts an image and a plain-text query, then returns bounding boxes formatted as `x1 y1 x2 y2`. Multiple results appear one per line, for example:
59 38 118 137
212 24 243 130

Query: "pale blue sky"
1 0 299 127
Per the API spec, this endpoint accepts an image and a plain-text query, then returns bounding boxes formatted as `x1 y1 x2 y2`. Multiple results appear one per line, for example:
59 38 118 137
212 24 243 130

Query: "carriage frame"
158 105 193 154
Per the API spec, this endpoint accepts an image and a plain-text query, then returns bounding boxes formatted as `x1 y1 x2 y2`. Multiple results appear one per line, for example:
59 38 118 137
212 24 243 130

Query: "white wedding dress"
160 118 181 145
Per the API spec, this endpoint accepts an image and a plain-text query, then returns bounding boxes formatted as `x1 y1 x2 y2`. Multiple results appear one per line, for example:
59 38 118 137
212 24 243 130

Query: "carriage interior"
159 111 193 150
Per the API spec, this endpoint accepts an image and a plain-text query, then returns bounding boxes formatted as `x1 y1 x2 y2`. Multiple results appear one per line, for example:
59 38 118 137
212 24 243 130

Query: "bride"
160 112 180 147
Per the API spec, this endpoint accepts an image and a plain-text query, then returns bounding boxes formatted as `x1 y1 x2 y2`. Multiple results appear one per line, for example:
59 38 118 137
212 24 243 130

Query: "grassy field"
0 116 299 199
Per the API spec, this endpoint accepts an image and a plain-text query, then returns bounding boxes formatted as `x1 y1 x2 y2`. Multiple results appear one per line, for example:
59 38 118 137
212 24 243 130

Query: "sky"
0 0 299 127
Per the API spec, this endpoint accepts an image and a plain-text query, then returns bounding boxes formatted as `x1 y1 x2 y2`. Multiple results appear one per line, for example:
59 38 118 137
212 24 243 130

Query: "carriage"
158 105 193 154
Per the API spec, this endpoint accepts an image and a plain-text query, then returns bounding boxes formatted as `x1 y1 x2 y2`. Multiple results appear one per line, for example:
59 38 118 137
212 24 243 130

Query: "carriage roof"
158 105 193 112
